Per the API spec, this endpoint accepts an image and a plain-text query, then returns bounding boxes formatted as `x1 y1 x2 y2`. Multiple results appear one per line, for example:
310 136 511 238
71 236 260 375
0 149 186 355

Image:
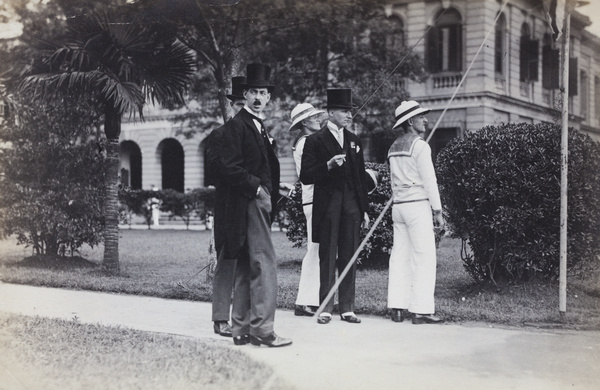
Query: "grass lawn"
0 229 598 330
0 312 293 390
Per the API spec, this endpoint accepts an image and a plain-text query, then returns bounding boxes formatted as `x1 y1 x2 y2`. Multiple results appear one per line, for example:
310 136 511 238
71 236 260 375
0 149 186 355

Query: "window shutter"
542 46 560 89
520 36 528 82
426 26 442 73
528 39 539 82
448 24 462 71
569 58 578 96
495 27 504 74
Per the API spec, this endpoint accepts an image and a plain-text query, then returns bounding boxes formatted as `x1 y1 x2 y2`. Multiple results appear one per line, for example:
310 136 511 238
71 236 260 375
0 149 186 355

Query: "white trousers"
387 201 437 314
295 205 320 306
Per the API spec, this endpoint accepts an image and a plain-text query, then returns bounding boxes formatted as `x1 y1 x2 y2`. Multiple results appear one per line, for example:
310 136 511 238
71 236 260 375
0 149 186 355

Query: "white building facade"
119 0 600 191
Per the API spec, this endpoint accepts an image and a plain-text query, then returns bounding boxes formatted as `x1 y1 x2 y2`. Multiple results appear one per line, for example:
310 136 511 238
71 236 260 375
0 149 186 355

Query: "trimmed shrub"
118 187 157 229
119 187 216 229
436 123 600 283
284 162 393 269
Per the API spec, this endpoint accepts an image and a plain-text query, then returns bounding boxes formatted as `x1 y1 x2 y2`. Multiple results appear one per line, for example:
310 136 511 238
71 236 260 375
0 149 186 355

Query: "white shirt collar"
327 120 342 133
244 106 266 120
327 121 344 147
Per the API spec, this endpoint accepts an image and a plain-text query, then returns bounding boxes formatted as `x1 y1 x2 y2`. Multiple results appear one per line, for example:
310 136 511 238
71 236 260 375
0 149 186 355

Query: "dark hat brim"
323 104 358 109
242 83 275 93
226 94 245 101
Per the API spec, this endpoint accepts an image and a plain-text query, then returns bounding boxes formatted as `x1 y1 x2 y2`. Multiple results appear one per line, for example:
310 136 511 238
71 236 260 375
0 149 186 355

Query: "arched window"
519 23 539 82
158 138 184 192
426 7 463 73
495 13 506 75
119 141 142 189
370 14 404 62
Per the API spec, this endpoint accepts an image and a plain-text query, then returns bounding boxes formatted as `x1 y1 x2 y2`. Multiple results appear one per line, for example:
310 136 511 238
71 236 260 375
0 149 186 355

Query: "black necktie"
257 119 270 146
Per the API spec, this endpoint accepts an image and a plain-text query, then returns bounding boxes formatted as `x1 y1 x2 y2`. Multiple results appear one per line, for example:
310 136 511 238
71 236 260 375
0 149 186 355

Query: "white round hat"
289 103 325 131
392 100 431 129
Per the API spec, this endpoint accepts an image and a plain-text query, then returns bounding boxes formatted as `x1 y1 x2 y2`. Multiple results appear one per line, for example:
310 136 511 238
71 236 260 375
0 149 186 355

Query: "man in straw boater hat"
206 76 246 338
215 63 291 347
386 100 444 325
300 88 371 325
289 103 326 317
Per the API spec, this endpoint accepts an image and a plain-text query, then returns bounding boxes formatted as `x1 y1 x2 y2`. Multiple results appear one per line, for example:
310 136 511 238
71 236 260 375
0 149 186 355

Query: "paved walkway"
0 282 599 390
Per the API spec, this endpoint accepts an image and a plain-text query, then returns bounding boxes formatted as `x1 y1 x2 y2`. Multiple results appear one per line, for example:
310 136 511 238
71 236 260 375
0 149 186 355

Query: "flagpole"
559 0 575 316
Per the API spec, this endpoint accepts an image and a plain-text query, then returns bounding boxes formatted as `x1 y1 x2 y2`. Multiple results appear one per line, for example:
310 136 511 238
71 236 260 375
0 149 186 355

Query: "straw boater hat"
242 63 275 92
226 76 246 101
289 103 325 131
323 88 358 109
392 100 431 129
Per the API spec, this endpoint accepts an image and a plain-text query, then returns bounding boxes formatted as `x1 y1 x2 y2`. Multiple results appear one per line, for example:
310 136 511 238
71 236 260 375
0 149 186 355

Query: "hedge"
436 123 600 283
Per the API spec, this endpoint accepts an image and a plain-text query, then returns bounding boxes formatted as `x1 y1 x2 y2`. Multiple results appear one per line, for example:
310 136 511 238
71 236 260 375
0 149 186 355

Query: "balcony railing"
432 72 462 89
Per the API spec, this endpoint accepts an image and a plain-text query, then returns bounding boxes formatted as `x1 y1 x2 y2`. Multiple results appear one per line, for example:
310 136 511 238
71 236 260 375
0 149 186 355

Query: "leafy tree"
133 0 426 157
436 123 600 283
0 97 105 256
18 7 195 273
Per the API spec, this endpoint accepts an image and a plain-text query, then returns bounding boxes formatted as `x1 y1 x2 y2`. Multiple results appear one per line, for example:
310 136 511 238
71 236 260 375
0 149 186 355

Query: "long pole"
559 1 574 315
314 0 510 320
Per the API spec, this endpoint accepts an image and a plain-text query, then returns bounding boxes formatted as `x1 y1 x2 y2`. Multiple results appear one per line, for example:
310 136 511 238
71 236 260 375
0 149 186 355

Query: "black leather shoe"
250 333 292 348
340 314 361 324
294 305 316 317
213 321 233 337
233 334 250 346
317 314 332 324
391 309 411 323
412 314 444 324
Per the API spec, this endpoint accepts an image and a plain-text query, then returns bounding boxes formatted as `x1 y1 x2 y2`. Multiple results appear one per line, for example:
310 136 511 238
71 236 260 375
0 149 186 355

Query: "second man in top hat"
208 75 246 338
300 88 371 325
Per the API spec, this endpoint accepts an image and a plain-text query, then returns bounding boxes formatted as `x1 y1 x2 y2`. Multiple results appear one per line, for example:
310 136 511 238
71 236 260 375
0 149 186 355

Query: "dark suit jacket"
214 108 280 258
299 125 369 243
205 123 227 254
204 125 224 188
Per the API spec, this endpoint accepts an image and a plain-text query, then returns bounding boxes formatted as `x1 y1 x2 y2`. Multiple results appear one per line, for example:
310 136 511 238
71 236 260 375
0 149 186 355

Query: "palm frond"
97 78 145 115
20 9 194 118
141 40 196 106
19 71 99 101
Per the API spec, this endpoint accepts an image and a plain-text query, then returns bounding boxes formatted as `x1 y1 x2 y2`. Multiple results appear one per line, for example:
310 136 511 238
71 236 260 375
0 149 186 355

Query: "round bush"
284 162 393 269
436 123 600 283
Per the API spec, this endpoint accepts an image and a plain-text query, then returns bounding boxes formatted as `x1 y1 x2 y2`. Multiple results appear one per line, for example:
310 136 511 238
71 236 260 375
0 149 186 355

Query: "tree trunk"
102 106 122 274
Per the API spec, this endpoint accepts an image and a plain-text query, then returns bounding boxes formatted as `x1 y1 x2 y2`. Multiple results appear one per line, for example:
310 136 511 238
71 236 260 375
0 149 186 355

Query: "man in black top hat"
300 88 370 325
206 76 246 338
214 63 291 347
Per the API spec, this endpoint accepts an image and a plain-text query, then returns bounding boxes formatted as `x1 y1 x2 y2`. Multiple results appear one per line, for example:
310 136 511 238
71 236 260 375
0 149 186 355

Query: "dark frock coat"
214 108 280 259
299 126 369 243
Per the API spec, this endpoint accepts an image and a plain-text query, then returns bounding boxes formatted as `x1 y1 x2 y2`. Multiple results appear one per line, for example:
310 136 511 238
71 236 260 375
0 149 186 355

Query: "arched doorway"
158 138 184 192
119 141 142 189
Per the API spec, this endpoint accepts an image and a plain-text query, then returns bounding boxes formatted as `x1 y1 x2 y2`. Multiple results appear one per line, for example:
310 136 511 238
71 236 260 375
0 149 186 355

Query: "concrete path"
0 282 598 390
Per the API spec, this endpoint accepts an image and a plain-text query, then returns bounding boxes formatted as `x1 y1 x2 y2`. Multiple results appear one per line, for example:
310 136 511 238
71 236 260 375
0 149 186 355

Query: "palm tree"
19 9 195 273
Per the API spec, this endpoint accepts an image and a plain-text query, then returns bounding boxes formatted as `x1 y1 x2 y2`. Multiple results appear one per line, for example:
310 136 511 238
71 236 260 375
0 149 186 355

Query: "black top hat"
226 76 246 101
324 88 357 109
242 63 275 92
